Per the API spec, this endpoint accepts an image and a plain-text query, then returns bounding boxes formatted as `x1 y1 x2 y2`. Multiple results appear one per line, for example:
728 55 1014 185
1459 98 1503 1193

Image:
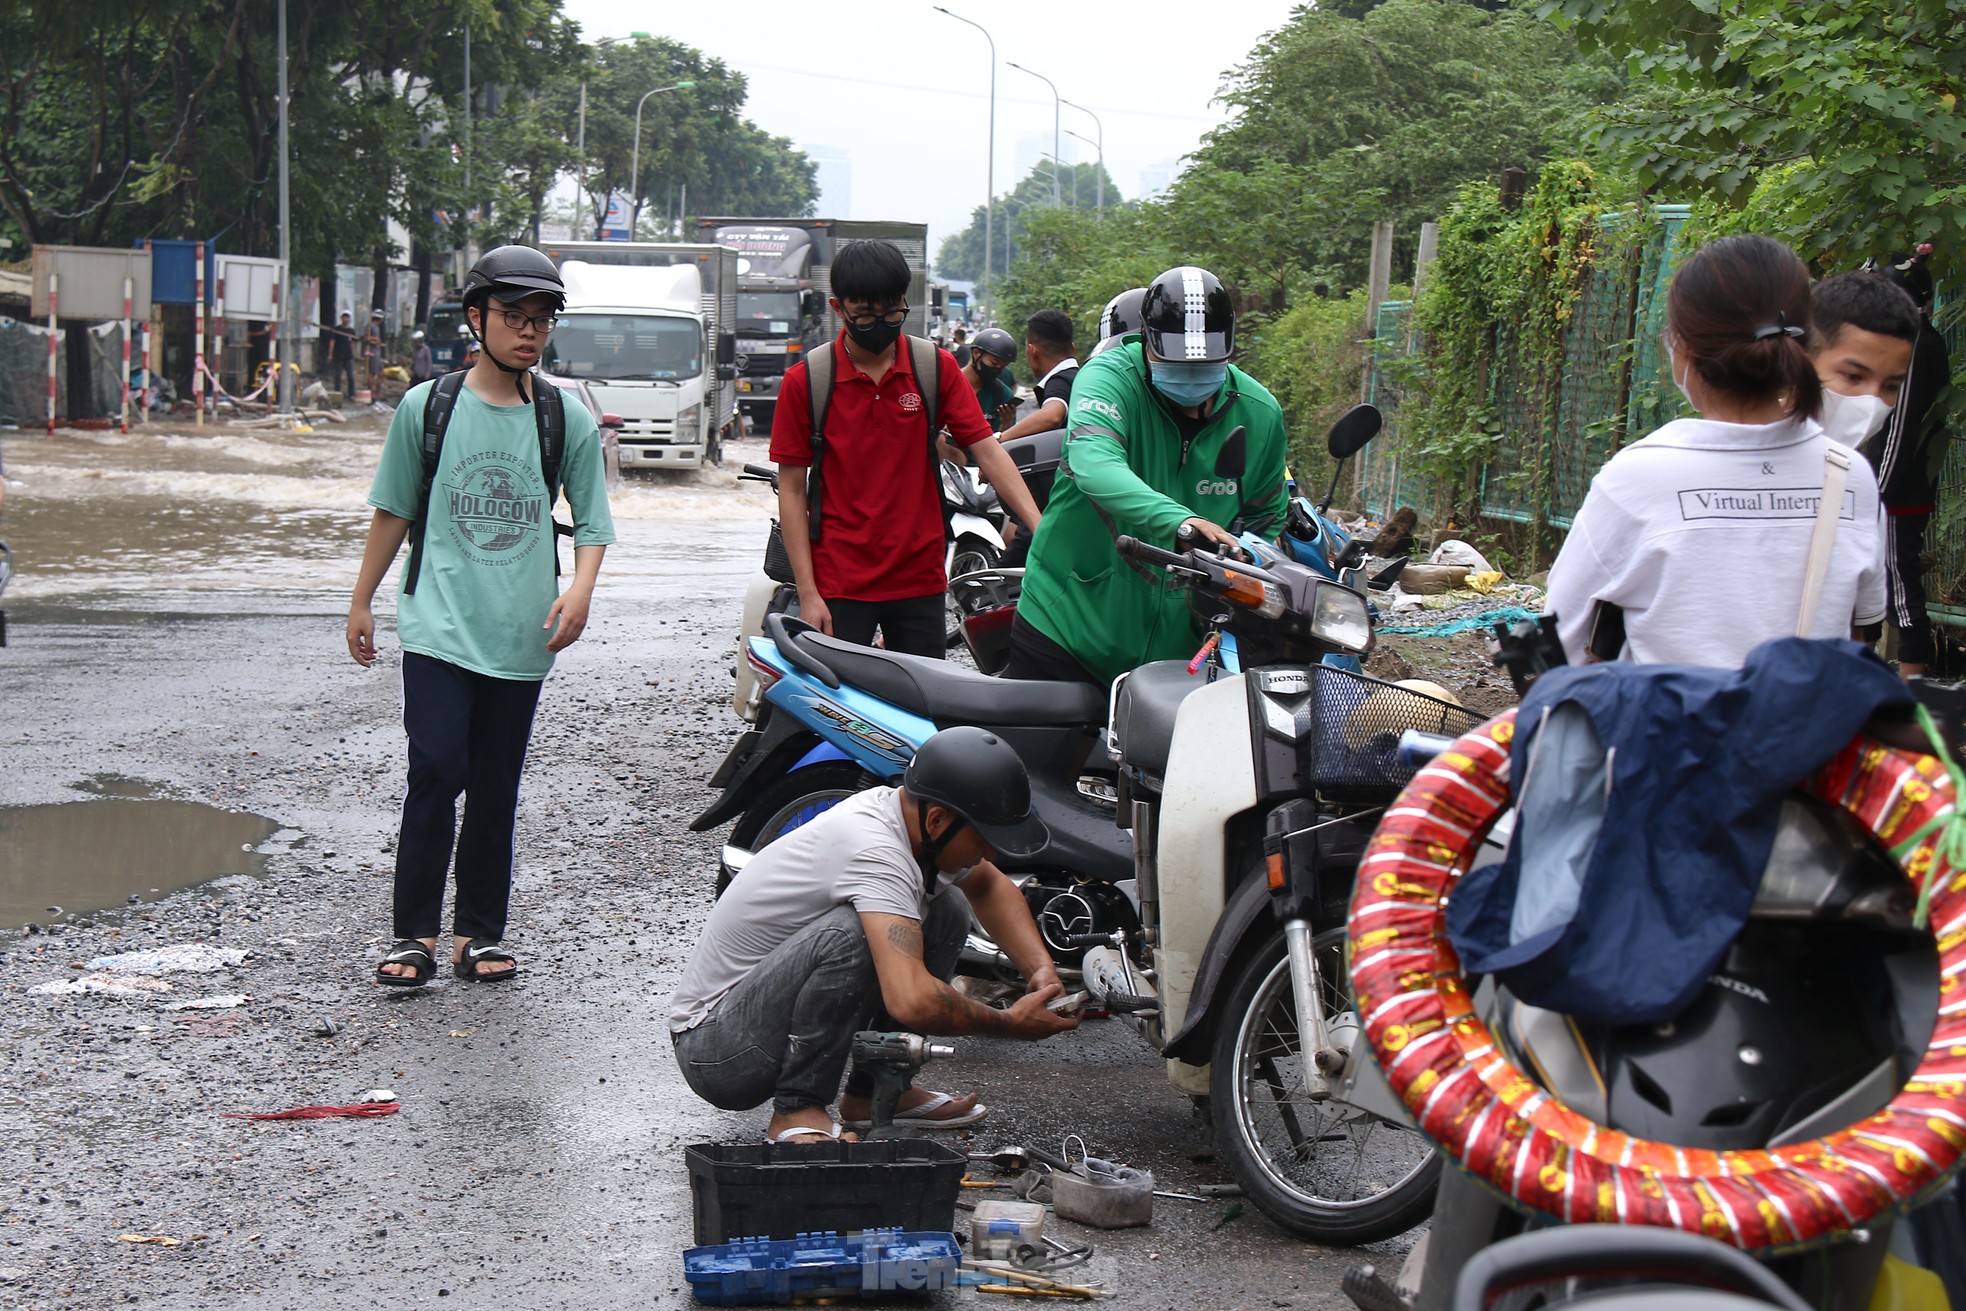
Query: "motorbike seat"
1112 659 1211 784
771 615 1106 727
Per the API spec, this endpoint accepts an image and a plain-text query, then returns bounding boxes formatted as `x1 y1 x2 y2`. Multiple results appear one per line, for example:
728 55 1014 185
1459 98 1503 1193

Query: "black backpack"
403 370 572 594
803 335 943 541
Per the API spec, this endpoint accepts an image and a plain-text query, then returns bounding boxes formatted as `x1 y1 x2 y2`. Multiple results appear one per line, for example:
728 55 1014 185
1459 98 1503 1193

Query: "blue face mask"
1150 359 1227 407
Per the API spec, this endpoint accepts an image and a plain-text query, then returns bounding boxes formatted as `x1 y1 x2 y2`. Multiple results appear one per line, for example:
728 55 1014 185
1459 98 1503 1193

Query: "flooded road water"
0 797 278 926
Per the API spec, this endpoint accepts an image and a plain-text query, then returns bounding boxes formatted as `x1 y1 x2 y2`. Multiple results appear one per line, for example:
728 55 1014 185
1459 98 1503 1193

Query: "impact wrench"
851 1031 954 1140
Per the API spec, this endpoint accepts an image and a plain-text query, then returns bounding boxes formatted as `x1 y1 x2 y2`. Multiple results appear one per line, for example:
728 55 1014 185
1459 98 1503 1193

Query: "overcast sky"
555 0 1301 257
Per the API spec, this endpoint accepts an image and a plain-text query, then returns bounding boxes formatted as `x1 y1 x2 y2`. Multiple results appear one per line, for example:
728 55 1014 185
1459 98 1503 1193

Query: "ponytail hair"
1666 234 1822 422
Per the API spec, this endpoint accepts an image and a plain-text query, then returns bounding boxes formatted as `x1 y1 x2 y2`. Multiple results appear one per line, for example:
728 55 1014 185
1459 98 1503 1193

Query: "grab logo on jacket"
1196 478 1239 497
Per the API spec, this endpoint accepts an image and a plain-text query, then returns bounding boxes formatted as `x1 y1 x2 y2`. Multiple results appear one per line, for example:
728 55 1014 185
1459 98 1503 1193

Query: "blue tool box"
683 1228 960 1304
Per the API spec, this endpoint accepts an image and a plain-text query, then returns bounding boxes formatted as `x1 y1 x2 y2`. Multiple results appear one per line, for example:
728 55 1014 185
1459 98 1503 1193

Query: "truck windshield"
428 305 466 340
737 293 803 336
543 314 703 381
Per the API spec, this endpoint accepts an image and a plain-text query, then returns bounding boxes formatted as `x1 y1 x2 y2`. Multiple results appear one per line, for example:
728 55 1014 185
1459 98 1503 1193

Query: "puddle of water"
0 799 280 926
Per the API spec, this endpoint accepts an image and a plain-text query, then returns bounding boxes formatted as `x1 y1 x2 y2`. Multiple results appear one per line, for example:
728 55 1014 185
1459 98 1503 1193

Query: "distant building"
800 144 853 216
1138 157 1183 201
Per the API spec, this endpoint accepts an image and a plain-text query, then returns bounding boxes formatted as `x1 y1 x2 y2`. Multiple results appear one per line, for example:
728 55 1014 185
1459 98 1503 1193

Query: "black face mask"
974 361 1004 382
846 317 904 354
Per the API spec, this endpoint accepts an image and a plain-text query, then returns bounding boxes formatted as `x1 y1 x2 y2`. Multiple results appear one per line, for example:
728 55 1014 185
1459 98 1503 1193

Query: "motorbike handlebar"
1114 535 1190 571
1397 730 1457 768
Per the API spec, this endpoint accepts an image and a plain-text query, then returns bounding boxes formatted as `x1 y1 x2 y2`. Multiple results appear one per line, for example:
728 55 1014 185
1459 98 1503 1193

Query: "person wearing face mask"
1544 234 1887 668
1005 265 1289 686
963 326 1022 433
1849 250 1952 677
770 241 1042 657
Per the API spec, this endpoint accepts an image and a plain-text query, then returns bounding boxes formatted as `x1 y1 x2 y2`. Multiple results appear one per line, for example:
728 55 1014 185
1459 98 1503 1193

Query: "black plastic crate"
685 1139 966 1245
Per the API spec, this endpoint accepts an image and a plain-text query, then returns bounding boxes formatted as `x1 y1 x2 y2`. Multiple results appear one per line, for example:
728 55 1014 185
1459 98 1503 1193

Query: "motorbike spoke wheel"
1210 925 1440 1244
720 762 870 895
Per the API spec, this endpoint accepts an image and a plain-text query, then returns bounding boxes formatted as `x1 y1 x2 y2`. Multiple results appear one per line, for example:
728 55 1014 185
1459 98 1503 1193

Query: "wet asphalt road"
0 418 1416 1308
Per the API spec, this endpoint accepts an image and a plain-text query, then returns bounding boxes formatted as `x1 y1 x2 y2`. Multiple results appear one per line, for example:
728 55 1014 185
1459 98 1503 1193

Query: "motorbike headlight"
1310 582 1372 653
678 403 702 430
940 462 965 503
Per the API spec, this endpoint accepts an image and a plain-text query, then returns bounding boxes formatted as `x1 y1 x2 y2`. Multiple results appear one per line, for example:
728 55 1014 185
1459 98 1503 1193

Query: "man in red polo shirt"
771 240 1041 657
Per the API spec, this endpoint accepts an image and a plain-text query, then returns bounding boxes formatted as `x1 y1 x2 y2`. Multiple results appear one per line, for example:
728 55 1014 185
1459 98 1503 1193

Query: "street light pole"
630 80 696 238
1062 98 1103 218
934 7 995 306
276 0 292 413
1008 63 1061 207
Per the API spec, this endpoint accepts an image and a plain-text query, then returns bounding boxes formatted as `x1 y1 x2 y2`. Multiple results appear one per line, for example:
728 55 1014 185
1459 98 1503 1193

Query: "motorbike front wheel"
1210 925 1440 1244
719 762 872 895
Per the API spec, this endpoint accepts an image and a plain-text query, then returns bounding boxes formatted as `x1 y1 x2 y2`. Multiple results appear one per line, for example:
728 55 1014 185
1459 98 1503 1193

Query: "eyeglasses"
495 308 559 334
841 304 908 330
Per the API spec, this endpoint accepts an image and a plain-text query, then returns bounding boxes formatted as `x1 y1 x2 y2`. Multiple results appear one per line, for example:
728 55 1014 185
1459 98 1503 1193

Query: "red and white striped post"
45 271 57 433
120 275 133 433
193 241 206 428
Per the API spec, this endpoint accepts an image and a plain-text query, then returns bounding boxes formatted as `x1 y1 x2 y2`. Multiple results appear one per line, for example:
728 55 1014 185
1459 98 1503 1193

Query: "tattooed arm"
860 912 1079 1039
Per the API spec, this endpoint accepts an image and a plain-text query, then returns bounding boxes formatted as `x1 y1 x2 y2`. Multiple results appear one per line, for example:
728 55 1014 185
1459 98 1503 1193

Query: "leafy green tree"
934 160 1119 285
1193 0 1621 285
1536 0 1966 270
571 35 814 237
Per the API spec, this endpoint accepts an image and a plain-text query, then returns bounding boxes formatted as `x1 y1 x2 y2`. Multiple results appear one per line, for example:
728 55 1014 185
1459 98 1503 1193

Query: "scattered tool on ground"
851 1030 955 1139
223 1102 399 1121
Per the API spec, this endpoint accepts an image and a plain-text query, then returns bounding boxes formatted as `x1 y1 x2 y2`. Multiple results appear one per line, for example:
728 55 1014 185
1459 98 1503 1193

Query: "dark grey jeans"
673 891 971 1115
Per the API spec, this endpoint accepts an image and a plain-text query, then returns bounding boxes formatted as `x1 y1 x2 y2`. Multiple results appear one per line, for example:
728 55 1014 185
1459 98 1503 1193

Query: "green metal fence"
1361 204 1693 529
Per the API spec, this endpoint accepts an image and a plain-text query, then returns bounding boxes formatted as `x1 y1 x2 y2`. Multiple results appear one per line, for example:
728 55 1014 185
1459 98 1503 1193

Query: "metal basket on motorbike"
762 520 797 586
1305 666 1478 793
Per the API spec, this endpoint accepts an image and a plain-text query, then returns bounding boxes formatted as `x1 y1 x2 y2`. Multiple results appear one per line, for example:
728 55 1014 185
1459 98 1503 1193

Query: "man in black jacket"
1861 248 1953 677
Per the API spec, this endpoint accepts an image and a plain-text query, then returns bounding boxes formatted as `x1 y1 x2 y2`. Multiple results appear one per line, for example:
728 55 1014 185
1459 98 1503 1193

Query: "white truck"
536 241 739 469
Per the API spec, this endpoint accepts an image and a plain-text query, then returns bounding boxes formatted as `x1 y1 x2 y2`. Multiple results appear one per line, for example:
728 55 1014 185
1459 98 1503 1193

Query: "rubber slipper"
842 1092 989 1131
769 1121 850 1144
454 938 518 982
375 939 435 989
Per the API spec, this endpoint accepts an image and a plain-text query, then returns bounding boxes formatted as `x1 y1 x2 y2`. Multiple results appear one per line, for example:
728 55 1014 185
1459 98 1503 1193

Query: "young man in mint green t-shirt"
346 247 614 988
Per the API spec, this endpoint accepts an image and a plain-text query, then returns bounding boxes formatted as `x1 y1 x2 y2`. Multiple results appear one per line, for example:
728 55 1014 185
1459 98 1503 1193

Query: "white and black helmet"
1140 266 1235 363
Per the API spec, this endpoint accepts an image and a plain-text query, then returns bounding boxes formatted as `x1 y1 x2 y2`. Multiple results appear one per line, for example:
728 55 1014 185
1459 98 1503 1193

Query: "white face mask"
1817 387 1893 446
1665 334 1697 411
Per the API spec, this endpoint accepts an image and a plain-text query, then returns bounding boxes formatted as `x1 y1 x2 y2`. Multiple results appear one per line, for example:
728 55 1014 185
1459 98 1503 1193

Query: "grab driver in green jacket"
1004 266 1289 687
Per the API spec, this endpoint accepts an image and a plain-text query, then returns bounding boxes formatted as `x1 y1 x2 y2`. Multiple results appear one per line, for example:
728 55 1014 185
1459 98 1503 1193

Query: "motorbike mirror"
1326 404 1382 461
1214 425 1247 481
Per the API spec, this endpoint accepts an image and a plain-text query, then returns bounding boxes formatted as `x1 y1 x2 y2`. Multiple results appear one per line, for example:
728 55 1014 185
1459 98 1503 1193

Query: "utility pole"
1063 99 1103 218
1009 63 1062 207
935 8 996 304
276 0 293 413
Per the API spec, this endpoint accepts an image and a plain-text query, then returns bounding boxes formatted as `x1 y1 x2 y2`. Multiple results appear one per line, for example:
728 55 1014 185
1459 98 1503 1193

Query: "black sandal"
375 939 436 988
454 938 518 982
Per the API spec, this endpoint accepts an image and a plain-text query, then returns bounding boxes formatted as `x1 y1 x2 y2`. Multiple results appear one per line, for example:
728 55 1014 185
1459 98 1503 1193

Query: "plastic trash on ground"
683 1229 960 1305
87 945 249 975
30 973 174 998
1430 538 1496 573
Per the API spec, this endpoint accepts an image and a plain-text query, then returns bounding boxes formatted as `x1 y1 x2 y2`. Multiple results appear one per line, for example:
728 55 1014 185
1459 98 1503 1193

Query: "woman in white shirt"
1545 234 1886 667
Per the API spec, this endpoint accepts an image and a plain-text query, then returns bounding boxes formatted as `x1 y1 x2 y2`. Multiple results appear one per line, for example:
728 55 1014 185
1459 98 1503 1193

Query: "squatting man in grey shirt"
668 727 1078 1144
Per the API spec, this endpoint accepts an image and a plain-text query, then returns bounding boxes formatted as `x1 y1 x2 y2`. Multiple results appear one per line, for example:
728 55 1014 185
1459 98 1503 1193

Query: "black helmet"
970 326 1018 364
461 245 566 315
1098 288 1147 341
1863 246 1934 309
1140 266 1235 363
904 727 1047 860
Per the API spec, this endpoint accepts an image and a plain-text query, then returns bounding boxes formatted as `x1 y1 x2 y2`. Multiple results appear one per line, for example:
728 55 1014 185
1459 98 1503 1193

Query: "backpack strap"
533 378 573 578
804 342 837 542
404 371 466 595
906 336 956 540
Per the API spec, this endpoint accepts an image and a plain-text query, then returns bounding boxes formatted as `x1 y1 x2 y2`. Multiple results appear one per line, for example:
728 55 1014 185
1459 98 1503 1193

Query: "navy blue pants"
394 652 543 942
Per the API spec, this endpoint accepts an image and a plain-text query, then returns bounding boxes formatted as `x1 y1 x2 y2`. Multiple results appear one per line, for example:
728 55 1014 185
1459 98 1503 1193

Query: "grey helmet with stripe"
1140 266 1235 363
